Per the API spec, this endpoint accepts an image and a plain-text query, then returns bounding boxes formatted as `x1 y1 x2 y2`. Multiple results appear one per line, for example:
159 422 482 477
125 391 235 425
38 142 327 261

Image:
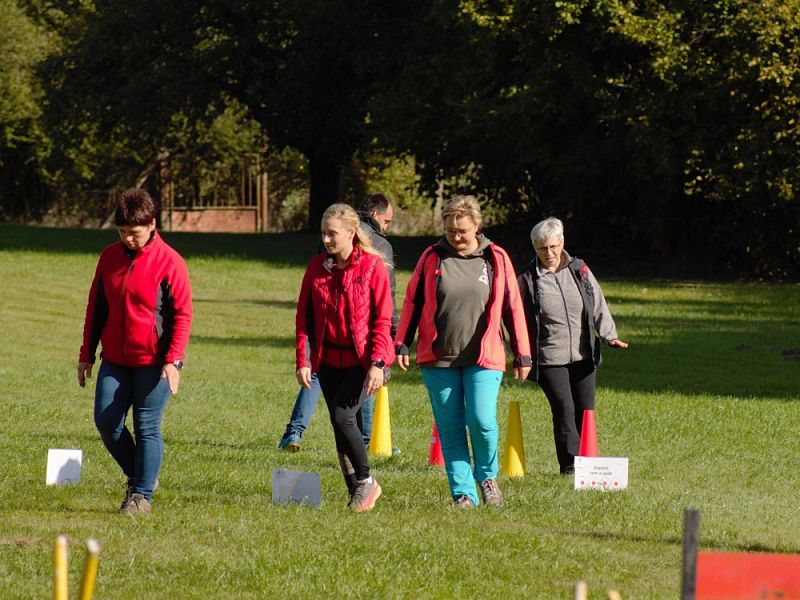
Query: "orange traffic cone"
578 409 598 457
428 422 444 466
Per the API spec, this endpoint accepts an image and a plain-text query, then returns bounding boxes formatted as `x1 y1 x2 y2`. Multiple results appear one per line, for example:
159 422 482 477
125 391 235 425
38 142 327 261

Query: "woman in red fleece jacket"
77 189 192 515
295 202 394 512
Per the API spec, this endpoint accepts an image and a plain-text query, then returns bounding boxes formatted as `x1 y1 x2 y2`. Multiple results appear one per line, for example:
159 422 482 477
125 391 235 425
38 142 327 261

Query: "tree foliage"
370 0 800 276
2 0 799 275
0 0 54 217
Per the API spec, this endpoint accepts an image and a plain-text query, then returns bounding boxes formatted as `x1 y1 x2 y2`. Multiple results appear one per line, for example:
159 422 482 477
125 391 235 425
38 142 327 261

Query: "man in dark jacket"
278 194 398 451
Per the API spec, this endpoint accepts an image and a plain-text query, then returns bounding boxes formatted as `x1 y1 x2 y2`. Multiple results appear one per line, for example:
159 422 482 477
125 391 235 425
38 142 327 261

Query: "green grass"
1 223 799 598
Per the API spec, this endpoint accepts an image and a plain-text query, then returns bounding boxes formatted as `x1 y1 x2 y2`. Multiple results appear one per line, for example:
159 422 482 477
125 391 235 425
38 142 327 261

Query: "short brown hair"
115 189 157 226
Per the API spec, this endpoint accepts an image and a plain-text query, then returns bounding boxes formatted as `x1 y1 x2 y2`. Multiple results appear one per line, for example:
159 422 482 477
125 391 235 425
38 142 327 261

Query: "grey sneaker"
120 493 152 515
479 478 504 508
349 477 382 513
452 495 475 508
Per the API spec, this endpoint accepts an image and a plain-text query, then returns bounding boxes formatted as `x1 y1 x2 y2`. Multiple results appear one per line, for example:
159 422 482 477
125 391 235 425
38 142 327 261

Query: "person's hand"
77 362 92 388
296 366 312 389
363 365 385 397
514 365 531 381
161 363 182 395
397 354 410 371
608 339 629 349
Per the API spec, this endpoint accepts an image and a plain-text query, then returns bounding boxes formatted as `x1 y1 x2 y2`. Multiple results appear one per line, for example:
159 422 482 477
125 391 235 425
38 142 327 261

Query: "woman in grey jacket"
517 217 628 475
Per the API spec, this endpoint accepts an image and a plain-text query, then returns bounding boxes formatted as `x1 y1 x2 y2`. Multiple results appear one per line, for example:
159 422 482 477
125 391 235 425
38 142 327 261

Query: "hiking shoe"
122 477 159 508
479 478 504 508
452 495 475 508
120 493 152 515
278 434 301 452
350 477 382 513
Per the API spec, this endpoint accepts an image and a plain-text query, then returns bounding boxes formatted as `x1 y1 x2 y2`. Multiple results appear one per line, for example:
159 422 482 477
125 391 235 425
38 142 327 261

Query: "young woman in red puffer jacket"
295 203 395 512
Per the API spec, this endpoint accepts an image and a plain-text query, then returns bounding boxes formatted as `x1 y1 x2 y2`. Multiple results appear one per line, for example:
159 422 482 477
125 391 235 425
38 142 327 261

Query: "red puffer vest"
296 247 395 373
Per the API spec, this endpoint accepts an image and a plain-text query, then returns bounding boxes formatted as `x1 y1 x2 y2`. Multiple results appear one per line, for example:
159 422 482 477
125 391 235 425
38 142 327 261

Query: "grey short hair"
530 217 564 246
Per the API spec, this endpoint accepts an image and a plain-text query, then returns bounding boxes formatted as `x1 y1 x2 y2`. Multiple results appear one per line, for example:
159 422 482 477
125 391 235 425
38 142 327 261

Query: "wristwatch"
171 360 184 371
371 359 386 369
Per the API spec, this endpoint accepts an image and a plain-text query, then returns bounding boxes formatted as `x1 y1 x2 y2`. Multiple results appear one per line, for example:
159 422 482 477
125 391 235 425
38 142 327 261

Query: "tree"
0 0 53 218
371 0 800 277
202 1 428 228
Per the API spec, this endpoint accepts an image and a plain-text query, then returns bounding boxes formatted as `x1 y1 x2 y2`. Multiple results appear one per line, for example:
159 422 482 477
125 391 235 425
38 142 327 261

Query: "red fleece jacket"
79 233 192 367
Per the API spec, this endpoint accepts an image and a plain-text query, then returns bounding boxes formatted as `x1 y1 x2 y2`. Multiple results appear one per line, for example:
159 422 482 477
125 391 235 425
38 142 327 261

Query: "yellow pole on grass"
77 538 101 600
53 535 68 600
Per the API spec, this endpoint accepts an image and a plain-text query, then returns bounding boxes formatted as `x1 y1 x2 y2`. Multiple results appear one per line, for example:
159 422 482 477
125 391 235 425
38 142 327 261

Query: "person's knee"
94 412 124 440
331 408 356 431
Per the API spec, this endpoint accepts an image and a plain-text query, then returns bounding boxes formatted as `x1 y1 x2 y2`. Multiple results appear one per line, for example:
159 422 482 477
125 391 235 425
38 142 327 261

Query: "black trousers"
538 359 596 473
318 364 371 483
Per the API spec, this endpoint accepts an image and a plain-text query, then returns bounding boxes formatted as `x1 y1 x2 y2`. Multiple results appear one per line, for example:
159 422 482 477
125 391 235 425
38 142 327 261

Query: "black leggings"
538 359 596 473
317 364 371 482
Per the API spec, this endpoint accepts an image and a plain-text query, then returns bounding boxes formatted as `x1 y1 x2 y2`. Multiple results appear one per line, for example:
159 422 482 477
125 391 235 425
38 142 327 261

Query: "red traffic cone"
428 422 444 466
578 409 599 457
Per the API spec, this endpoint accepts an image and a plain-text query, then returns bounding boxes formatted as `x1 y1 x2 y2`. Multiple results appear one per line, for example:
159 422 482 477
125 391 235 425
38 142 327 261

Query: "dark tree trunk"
307 154 341 230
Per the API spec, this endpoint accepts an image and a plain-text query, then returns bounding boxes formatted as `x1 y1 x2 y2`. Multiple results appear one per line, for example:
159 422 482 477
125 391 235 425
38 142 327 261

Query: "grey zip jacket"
517 251 618 381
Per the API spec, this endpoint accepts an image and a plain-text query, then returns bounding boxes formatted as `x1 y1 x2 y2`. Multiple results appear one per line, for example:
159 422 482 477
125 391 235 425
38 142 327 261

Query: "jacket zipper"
554 273 576 363
121 257 135 363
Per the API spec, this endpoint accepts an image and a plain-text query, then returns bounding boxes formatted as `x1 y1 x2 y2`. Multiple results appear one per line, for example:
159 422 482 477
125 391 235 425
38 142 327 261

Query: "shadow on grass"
555 526 799 554
606 293 799 320
599 313 800 399
194 297 297 310
5 224 798 400
0 224 438 270
191 334 293 349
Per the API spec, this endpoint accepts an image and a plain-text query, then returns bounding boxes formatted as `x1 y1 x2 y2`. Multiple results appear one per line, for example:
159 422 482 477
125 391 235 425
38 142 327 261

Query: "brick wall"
161 208 258 233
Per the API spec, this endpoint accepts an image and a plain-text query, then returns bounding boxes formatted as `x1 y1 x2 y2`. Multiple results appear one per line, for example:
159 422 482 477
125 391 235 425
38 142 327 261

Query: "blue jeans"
281 372 374 447
93 361 171 501
421 365 503 505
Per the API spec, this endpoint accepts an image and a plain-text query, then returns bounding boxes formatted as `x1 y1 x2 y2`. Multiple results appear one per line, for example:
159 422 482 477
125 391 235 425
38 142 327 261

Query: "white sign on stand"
574 456 628 491
271 469 321 506
46 449 83 485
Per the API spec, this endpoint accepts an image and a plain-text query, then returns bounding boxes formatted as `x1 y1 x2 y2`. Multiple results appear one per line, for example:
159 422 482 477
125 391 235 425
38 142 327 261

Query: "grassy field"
1 223 798 599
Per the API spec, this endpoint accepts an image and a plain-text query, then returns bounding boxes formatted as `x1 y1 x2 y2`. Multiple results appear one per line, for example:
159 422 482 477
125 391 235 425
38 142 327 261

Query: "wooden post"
574 581 588 600
682 508 701 600
259 171 269 232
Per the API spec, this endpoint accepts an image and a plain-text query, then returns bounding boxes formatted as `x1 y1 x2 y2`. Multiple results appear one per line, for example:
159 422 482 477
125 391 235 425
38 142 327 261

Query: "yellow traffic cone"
501 400 526 477
368 386 392 457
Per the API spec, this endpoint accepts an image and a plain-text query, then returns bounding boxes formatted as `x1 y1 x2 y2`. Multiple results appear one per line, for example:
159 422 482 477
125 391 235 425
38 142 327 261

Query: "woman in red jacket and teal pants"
77 189 192 515
295 203 395 512
395 195 531 508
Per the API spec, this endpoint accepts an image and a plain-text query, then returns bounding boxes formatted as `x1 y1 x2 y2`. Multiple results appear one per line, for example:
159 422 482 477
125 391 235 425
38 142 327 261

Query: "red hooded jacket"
79 233 192 367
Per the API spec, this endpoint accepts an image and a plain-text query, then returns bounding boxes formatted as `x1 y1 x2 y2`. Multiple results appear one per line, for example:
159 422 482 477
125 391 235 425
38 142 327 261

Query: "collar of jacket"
122 230 160 259
358 212 385 239
323 245 363 272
